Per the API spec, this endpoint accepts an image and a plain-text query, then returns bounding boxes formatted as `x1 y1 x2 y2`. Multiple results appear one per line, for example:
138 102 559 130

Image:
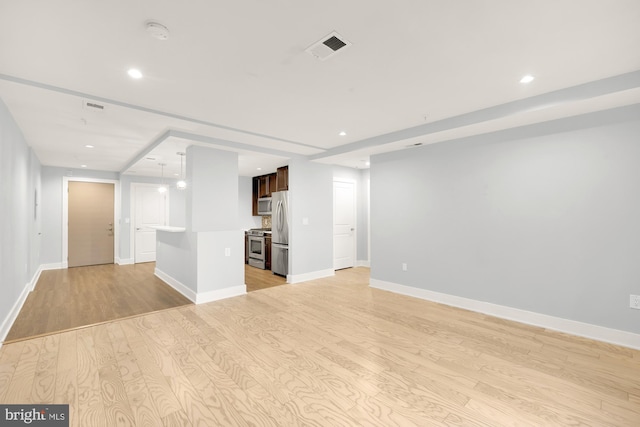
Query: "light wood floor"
5 263 193 343
244 264 286 292
6 263 284 343
1 267 639 426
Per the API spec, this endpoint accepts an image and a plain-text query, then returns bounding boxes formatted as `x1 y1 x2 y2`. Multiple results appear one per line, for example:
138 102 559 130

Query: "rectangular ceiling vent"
305 31 351 61
82 99 105 112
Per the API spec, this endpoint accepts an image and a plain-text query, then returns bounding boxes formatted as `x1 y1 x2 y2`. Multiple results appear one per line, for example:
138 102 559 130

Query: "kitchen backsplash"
262 215 272 229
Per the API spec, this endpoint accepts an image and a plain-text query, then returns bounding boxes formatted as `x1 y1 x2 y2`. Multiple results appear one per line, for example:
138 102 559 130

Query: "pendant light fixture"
176 152 186 190
158 163 167 193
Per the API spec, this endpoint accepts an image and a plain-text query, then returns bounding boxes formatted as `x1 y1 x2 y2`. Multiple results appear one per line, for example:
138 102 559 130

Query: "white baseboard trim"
155 268 246 305
116 258 134 265
155 268 197 303
288 268 335 284
370 279 640 351
29 268 43 292
0 281 32 345
356 260 370 268
40 262 64 271
196 286 246 304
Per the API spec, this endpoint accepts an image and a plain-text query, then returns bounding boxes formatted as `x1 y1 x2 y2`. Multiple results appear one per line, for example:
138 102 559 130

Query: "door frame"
62 177 120 268
333 178 357 270
130 182 170 264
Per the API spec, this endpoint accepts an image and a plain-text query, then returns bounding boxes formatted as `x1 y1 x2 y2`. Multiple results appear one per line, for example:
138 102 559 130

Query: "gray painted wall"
371 110 640 334
289 159 333 275
39 167 118 264
187 146 238 232
0 99 41 333
196 230 244 292
156 231 198 292
183 146 244 292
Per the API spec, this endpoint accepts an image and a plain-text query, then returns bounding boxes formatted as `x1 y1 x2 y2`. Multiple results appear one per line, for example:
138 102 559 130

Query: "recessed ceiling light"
257 167 262 171
85 144 94 148
365 161 370 166
520 74 534 84
81 165 87 168
339 131 347 136
174 173 179 176
128 68 143 79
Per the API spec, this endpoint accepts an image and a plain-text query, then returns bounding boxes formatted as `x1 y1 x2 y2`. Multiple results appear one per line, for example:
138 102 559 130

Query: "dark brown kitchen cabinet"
256 173 277 198
258 175 270 198
245 232 249 264
276 165 288 191
252 178 259 215
252 172 279 216
269 174 277 195
265 235 272 270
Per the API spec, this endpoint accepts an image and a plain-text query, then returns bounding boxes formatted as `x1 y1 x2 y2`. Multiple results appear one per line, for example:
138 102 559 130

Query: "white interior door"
134 185 168 263
334 180 356 270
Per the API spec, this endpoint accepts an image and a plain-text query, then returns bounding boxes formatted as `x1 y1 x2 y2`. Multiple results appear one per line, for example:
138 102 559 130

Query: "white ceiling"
1 1 639 178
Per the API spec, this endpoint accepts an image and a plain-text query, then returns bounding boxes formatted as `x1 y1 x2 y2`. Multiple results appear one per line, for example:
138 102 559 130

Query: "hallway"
4 263 192 343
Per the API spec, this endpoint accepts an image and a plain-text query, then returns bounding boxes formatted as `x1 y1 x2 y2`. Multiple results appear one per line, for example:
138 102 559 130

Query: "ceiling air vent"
82 100 105 112
305 31 351 61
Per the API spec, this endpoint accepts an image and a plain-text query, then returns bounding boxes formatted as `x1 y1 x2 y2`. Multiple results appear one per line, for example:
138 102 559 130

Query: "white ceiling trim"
120 129 306 174
0 73 324 151
311 70 640 161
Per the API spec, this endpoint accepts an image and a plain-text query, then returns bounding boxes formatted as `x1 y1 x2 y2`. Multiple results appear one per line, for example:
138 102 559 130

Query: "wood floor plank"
0 341 25 401
76 329 107 427
128 345 183 419
54 331 78 427
124 376 164 427
2 267 639 426
2 338 42 403
54 368 78 427
161 409 193 427
30 334 59 403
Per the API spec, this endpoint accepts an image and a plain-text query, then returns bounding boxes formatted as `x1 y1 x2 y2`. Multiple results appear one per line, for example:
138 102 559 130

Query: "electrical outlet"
402 263 407 271
631 295 640 310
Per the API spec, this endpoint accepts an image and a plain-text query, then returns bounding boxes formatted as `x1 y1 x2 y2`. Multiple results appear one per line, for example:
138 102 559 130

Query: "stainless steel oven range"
247 229 269 269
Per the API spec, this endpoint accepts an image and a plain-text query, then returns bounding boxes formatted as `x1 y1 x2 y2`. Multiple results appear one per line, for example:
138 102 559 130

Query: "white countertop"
148 225 186 232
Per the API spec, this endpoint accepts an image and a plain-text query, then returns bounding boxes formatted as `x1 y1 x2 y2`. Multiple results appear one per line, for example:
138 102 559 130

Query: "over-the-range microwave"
257 197 272 215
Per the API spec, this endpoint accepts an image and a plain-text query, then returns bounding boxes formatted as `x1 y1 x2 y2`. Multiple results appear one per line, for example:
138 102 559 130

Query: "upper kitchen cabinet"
276 166 288 191
256 175 269 198
252 172 278 215
269 174 277 195
252 166 289 216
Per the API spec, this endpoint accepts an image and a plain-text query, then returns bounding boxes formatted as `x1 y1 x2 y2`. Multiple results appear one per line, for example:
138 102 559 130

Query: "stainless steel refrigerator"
271 190 289 277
